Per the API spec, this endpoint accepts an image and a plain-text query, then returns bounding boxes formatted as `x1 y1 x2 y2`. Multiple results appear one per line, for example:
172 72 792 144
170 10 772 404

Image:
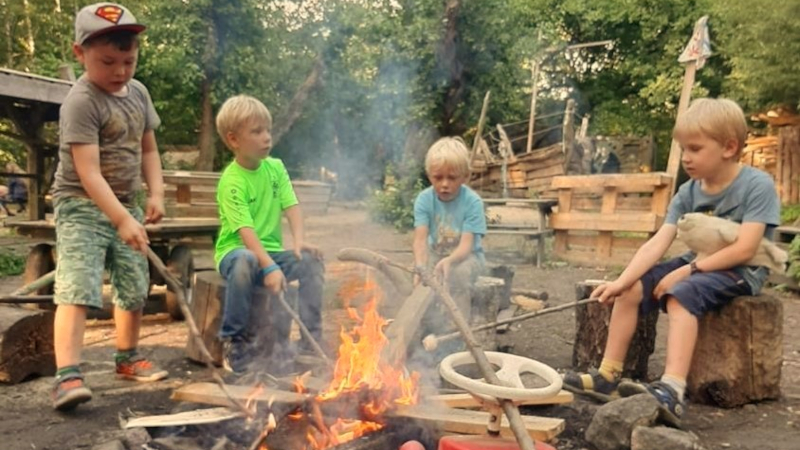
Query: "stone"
631 426 707 450
585 394 660 450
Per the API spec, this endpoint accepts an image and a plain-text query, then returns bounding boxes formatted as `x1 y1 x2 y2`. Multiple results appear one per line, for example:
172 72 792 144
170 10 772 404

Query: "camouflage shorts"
54 197 149 310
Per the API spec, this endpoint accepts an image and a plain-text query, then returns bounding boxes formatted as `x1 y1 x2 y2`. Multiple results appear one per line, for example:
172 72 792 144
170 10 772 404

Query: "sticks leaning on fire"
145 247 256 420
422 298 599 351
340 248 538 450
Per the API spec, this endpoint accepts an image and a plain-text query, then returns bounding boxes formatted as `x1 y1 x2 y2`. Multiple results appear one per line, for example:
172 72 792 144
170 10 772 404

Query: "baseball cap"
75 3 146 45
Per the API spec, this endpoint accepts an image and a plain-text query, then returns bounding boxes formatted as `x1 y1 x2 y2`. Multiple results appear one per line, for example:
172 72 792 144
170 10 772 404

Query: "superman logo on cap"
95 5 124 24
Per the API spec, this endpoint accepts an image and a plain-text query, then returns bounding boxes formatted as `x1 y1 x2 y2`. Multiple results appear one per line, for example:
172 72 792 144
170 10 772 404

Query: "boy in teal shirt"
214 95 324 373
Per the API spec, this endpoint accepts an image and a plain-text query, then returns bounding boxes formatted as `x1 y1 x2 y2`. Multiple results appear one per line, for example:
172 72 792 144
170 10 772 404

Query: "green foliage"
786 235 800 284
0 249 25 277
369 165 424 232
781 204 800 225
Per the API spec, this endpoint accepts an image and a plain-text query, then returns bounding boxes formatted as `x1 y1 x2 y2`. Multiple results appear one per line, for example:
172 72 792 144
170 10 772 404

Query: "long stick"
470 90 491 165
11 270 55 296
423 298 598 351
269 289 332 366
145 247 254 419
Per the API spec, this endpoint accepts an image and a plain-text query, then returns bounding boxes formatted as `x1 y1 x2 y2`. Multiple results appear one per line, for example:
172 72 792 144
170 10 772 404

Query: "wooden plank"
0 69 72 105
125 407 243 428
550 212 663 233
570 196 652 212
550 173 671 190
428 390 573 408
597 187 617 259
170 382 310 407
394 405 564 442
566 233 647 250
485 229 553 238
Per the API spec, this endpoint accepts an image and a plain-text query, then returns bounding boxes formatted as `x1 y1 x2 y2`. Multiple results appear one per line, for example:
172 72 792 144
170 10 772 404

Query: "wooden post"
572 280 657 380
525 61 540 153
561 99 576 174
470 91 491 164
665 60 698 194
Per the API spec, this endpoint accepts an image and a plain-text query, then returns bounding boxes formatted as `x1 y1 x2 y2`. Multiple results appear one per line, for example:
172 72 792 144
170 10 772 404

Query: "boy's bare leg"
603 280 644 362
54 304 88 368
114 307 142 350
663 296 698 379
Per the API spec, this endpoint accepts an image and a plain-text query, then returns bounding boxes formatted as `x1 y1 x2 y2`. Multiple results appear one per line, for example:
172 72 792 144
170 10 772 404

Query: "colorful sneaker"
619 380 685 428
52 372 92 411
562 369 620 403
116 355 169 382
222 337 253 374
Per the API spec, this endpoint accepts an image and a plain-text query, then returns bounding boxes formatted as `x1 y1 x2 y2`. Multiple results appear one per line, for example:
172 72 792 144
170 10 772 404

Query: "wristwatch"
690 261 701 275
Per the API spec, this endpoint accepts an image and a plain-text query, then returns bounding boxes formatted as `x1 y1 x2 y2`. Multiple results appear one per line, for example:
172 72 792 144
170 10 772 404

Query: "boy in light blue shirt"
413 137 486 356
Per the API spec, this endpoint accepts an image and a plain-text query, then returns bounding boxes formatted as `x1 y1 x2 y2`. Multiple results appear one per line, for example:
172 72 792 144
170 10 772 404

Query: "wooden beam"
550 173 672 190
665 61 698 194
550 212 663 233
394 405 564 442
171 382 310 407
427 390 573 408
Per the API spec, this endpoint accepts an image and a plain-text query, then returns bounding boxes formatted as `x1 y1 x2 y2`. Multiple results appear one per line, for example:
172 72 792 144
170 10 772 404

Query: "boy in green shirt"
214 95 324 373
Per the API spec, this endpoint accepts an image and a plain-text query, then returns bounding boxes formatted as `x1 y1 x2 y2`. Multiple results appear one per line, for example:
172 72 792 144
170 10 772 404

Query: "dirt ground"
0 205 798 450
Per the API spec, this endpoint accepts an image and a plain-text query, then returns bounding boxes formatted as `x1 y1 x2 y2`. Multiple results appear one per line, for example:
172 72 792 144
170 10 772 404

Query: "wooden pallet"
550 173 673 267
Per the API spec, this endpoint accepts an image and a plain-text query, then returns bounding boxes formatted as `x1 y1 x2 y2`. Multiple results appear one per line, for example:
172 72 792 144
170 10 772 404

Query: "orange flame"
306 274 420 449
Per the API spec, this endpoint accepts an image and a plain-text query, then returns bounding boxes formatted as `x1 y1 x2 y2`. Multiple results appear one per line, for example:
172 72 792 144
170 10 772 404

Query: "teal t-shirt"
214 158 298 269
413 185 487 260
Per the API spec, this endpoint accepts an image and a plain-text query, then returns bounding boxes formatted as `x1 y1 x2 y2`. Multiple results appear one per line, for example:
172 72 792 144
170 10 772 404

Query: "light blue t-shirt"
414 185 487 262
665 165 780 293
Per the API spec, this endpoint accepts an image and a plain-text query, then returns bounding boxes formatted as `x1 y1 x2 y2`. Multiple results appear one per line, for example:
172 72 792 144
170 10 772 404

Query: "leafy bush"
781 204 800 225
369 165 424 232
0 250 25 277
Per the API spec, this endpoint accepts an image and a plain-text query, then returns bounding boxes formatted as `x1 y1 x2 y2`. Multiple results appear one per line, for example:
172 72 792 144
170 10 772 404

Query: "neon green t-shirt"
214 158 298 269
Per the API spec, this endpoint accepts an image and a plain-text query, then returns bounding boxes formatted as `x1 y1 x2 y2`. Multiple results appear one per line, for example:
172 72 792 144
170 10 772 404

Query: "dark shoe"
52 372 92 411
562 369 620 403
223 337 253 374
619 380 685 428
116 355 169 382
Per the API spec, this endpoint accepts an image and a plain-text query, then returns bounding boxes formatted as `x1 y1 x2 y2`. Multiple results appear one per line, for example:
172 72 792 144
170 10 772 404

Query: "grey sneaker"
52 372 92 411
222 337 253 374
562 368 620 403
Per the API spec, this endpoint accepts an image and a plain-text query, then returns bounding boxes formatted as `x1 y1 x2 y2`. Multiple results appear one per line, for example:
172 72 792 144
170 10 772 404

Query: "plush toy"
676 213 788 273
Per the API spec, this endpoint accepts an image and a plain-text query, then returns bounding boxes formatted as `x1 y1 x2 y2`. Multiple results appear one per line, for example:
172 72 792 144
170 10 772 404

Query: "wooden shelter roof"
0 68 73 123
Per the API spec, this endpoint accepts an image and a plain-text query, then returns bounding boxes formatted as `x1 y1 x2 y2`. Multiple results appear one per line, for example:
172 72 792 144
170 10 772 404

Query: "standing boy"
413 137 487 357
563 98 780 427
51 3 168 411
214 95 324 374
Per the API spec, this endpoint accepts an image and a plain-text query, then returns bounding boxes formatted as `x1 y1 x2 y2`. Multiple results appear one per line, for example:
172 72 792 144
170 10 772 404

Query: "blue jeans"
218 249 324 351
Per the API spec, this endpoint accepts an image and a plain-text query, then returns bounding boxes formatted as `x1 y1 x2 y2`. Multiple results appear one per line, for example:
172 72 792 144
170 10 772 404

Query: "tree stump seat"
572 280 783 407
0 306 55 384
688 294 783 407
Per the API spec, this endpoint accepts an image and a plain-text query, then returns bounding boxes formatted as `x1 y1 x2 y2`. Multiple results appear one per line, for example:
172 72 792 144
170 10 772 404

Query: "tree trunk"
572 280 657 380
21 0 35 66
195 19 218 172
0 306 55 383
438 0 463 135
687 295 783 407
272 56 325 147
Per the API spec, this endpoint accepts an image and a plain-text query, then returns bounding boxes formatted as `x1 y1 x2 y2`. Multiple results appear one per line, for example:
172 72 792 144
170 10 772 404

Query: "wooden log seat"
0 306 55 383
687 294 783 407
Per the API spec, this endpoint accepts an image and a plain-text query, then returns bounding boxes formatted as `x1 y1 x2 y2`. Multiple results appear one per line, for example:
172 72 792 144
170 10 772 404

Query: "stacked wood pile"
550 173 673 267
741 136 778 176
469 143 564 198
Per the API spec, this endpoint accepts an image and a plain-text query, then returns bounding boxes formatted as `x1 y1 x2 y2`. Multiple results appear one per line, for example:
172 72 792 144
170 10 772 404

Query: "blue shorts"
639 257 752 318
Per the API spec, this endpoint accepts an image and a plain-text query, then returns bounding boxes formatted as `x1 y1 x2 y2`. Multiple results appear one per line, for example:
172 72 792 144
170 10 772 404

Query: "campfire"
262 276 421 450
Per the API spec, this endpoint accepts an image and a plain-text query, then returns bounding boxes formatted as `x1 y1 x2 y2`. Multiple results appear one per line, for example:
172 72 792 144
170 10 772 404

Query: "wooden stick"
145 247 254 419
422 298 599 351
0 294 52 304
525 61 540 154
11 270 55 296
337 248 413 297
270 290 332 366
666 60 697 195
470 91 491 164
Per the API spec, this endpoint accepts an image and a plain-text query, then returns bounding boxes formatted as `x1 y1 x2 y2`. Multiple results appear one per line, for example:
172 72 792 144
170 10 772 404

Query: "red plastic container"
438 435 556 450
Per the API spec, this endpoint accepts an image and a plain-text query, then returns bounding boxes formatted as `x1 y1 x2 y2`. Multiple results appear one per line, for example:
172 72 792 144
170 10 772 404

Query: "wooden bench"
483 198 557 267
161 170 334 219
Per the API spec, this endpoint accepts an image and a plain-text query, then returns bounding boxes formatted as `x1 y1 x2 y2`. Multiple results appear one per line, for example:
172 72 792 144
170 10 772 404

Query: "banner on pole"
678 15 712 69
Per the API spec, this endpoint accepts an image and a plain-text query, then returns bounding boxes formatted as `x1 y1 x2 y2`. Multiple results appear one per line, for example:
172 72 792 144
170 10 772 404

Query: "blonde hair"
215 95 273 148
425 137 471 178
673 98 748 154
